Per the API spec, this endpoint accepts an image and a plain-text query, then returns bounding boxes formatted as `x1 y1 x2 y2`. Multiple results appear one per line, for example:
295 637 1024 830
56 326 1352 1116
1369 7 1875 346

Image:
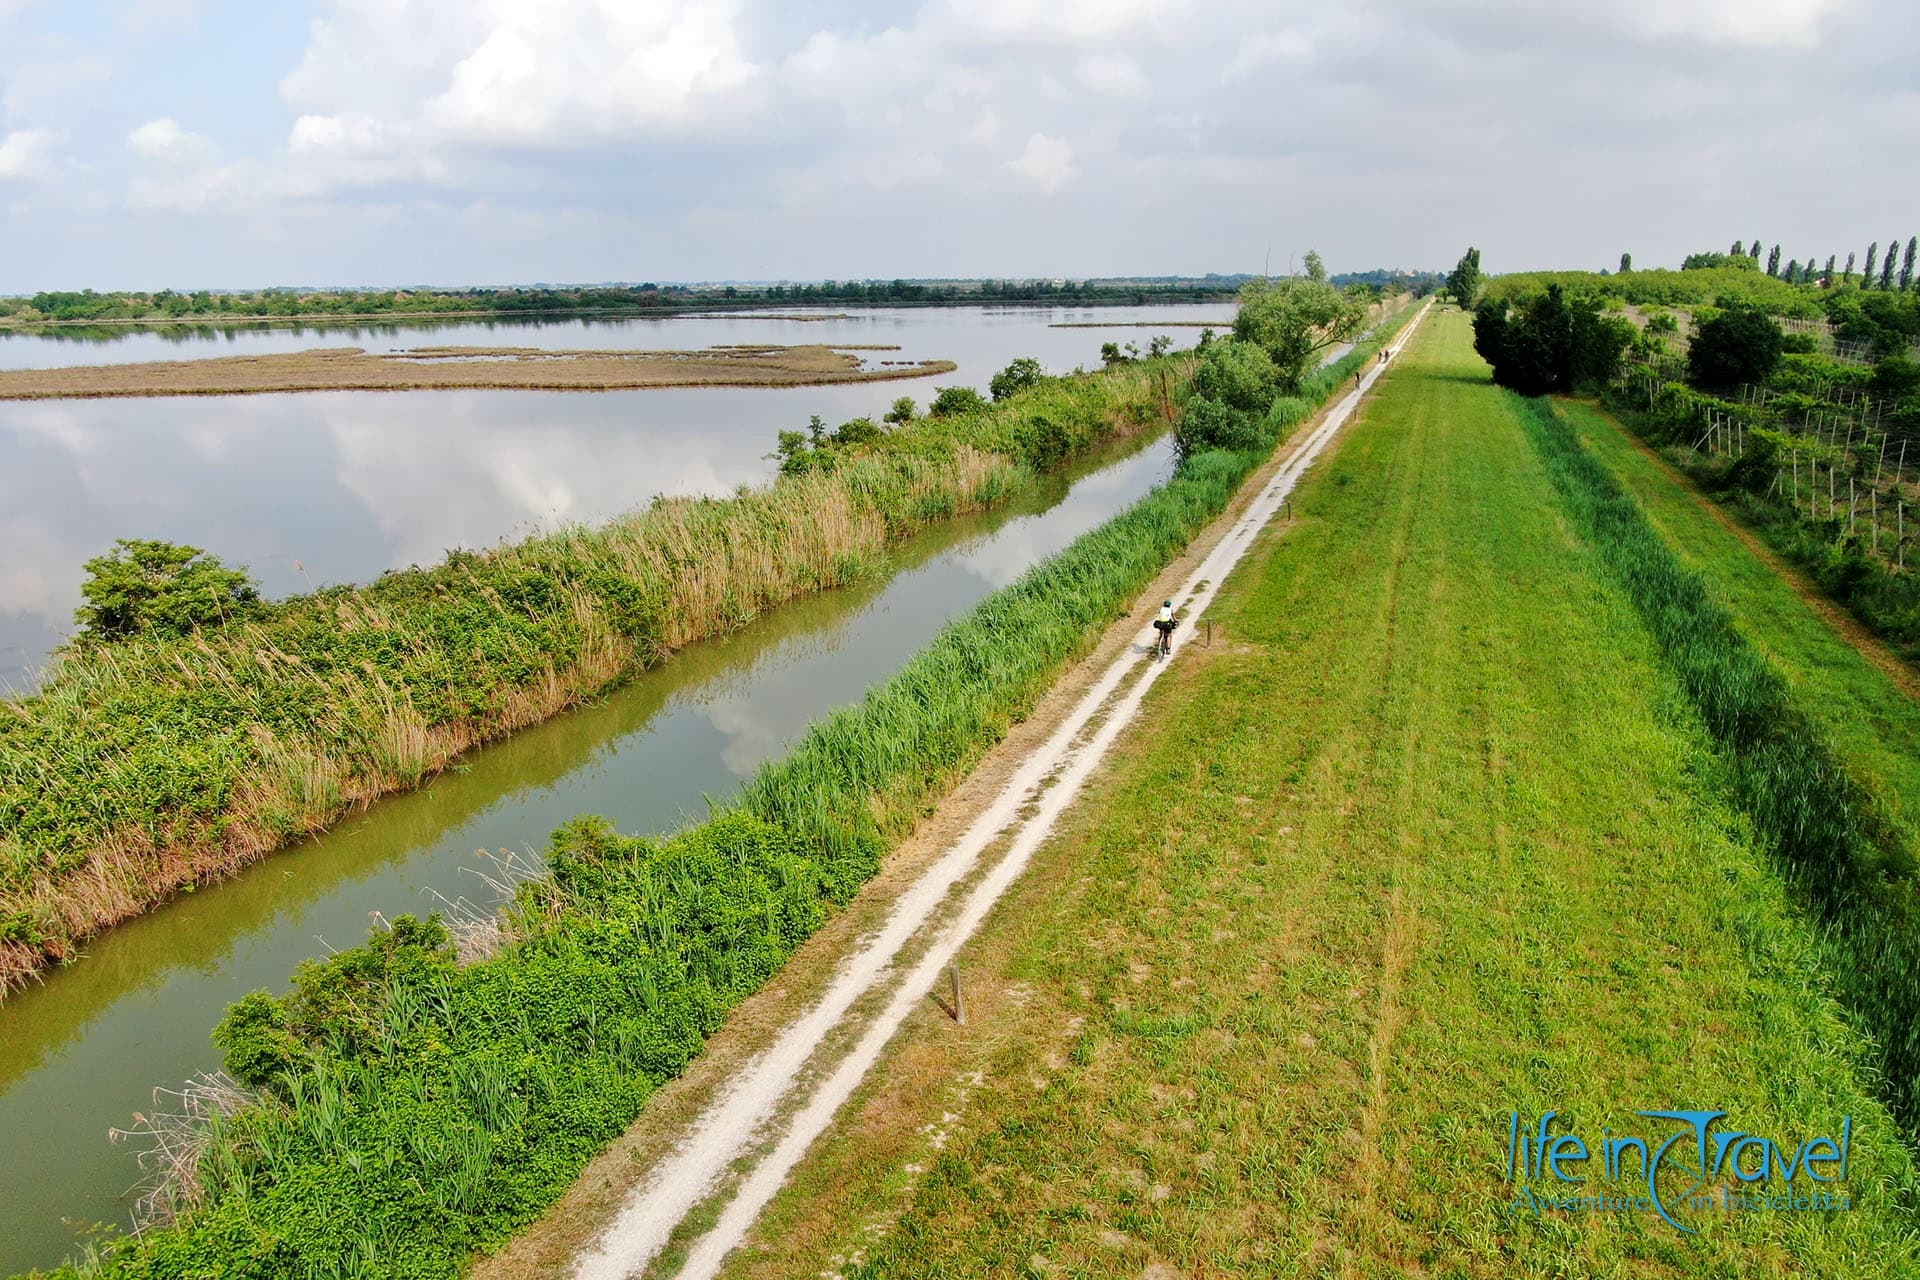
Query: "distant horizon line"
2 268 1444 299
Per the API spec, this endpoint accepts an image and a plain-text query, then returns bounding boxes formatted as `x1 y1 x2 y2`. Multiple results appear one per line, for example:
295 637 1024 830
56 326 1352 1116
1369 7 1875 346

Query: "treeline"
1465 227 1920 678
1684 237 1920 292
0 279 1242 325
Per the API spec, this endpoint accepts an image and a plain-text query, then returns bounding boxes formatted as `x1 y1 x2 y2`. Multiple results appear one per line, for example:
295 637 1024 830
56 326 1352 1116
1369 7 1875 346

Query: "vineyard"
1616 349 1920 571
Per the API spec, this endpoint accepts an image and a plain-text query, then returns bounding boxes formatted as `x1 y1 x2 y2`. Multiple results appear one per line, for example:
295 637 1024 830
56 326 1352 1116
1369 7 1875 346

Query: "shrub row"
35 307 1418 1280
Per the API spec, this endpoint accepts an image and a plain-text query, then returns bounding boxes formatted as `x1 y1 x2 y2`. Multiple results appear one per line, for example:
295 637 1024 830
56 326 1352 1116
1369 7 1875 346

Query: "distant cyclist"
1153 599 1177 657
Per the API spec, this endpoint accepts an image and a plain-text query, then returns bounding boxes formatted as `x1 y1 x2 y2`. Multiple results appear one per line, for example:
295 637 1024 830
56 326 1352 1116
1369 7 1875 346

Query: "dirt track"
466 303 1430 1280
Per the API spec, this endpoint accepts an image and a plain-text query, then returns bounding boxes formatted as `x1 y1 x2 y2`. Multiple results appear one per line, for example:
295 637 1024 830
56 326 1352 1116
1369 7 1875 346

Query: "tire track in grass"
572 309 1432 1280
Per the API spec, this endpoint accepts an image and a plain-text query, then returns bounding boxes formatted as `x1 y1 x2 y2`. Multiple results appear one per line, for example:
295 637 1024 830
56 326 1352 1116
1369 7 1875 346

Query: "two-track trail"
571 304 1430 1280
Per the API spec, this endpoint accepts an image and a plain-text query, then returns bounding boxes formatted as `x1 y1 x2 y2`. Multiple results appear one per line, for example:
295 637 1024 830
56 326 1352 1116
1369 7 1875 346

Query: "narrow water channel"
0 433 1174 1275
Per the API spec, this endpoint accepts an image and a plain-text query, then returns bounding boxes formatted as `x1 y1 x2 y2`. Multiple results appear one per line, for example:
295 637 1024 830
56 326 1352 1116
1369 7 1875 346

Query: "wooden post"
948 963 966 1025
1873 488 1880 555
1876 436 1889 488
1850 475 1857 535
1206 619 1213 648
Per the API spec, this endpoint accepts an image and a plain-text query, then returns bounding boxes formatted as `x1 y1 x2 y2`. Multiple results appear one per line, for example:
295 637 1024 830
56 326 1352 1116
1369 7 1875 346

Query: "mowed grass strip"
1557 396 1920 845
718 311 1920 1279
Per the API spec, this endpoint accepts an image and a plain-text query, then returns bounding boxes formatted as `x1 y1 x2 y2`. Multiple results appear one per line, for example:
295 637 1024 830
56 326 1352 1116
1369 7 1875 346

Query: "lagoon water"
0 305 1230 690
0 306 1212 1273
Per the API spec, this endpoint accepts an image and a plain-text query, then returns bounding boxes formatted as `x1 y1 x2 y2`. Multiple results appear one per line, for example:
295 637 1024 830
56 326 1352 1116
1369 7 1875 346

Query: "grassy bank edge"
0 355 1180 991
28 312 1418 1279
1516 394 1920 1138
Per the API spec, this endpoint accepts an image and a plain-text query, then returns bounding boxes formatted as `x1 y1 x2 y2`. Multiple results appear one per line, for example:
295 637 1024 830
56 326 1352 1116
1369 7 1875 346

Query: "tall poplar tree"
1825 254 1837 286
1864 243 1879 289
1845 251 1857 283
1902 237 1917 291
1881 235 1899 288
1620 252 1632 273
1749 241 1762 262
1766 244 1782 276
1731 239 1745 256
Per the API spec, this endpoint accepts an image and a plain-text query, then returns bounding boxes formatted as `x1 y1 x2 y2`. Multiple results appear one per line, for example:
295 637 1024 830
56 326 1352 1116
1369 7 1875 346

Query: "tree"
1882 235 1900 289
75 539 261 641
1731 240 1745 257
929 385 989 417
1785 259 1800 283
1173 395 1263 461
1445 247 1482 309
1191 339 1279 413
1846 251 1857 283
883 396 915 427
1686 304 1785 389
1232 271 1369 390
1903 237 1917 291
1766 244 1782 277
1864 243 1879 289
1471 285 1631 396
989 357 1044 401
1303 249 1327 283
1620 252 1632 273
1749 241 1761 262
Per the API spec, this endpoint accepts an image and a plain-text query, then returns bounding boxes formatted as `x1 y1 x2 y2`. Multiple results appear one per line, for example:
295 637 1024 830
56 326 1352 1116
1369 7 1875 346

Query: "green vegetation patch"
1515 393 1920 1146
28 308 1419 1279
0 358 1173 980
736 310 1919 1280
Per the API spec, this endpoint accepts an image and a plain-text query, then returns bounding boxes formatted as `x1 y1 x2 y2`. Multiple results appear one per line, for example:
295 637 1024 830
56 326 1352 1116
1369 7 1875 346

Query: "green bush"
929 386 989 417
1687 304 1785 389
1173 395 1259 460
74 539 262 642
988 357 1043 402
1190 339 1279 414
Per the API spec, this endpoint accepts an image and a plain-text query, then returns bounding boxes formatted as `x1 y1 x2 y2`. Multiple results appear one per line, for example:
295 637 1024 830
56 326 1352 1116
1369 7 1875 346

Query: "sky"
0 0 1916 290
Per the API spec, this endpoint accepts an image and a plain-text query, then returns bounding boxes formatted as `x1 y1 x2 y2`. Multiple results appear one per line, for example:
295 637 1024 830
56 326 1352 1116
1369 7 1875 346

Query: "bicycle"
1152 617 1177 660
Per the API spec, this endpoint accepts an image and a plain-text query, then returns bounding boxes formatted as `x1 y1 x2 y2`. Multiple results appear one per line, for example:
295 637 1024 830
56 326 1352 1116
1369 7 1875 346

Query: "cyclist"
1153 599 1177 657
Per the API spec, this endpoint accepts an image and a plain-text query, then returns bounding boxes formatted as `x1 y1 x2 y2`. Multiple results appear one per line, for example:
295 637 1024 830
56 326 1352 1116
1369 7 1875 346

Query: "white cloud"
0 127 55 180
115 0 200 36
1008 133 1076 194
128 118 215 165
1632 0 1848 47
1076 52 1149 98
281 0 761 159
130 160 257 212
932 0 1186 45
1227 30 1311 79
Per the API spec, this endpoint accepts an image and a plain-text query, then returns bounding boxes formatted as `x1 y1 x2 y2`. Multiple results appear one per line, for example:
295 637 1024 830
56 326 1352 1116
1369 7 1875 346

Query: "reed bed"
27 305 1420 1280
1516 393 1920 1134
0 359 1176 990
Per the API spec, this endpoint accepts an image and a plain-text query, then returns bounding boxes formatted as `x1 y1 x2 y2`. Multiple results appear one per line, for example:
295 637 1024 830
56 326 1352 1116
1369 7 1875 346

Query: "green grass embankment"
1559 397 1920 842
709 310 1919 1279
0 358 1178 989
28 313 1420 1278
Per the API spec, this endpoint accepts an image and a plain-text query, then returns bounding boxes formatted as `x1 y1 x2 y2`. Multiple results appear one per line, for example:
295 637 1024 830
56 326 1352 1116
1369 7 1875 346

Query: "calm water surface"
0 305 1230 689
0 430 1175 1274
